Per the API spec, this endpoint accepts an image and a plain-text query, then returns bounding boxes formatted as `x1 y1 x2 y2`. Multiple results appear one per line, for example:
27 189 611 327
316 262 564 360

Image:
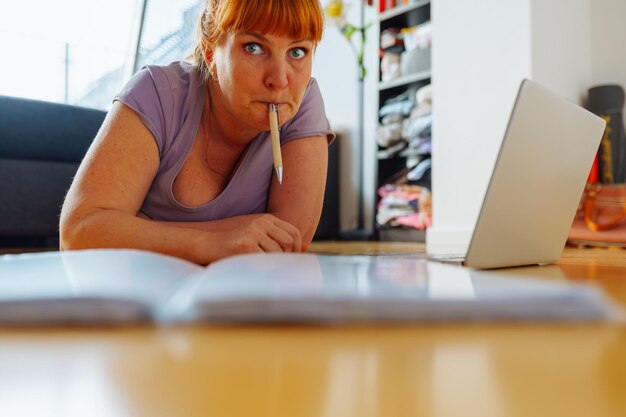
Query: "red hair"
191 0 324 82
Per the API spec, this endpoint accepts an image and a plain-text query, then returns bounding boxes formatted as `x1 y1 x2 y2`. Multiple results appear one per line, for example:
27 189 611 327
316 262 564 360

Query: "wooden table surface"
1 243 625 417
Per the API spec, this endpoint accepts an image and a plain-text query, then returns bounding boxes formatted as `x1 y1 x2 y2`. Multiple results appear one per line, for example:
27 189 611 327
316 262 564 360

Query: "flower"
324 0 372 80
324 0 349 29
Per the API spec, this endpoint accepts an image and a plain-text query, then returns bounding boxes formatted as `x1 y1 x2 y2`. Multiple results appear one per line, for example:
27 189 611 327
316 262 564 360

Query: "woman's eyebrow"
240 31 312 44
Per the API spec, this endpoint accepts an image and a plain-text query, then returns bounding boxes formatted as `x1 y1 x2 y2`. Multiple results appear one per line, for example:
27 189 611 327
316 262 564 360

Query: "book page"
186 253 616 323
0 249 202 324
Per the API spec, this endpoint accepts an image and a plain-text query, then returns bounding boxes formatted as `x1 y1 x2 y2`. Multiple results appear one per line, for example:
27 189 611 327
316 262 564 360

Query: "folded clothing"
376 184 432 230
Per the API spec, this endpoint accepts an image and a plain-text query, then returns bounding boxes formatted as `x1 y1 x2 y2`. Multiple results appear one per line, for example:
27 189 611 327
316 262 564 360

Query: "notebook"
0 249 616 325
429 79 606 269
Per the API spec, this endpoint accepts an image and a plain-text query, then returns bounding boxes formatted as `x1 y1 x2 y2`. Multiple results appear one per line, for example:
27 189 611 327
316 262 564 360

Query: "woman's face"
211 30 314 135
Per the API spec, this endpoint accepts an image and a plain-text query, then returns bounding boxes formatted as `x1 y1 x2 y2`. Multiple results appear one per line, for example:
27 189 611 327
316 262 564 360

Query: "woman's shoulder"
140 61 204 95
303 77 321 97
114 61 205 156
116 61 204 106
280 77 335 143
298 77 326 114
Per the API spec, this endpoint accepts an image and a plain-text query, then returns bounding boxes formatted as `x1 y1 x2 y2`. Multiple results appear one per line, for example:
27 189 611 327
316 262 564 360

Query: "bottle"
587 85 626 183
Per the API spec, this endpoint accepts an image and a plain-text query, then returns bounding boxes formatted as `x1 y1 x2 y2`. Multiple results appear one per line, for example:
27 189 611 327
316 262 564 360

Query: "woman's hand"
202 213 302 262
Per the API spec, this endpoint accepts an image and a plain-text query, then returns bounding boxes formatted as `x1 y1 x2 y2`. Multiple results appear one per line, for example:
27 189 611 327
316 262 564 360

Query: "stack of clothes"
376 83 432 163
403 84 432 159
376 184 432 231
376 84 433 232
379 21 432 84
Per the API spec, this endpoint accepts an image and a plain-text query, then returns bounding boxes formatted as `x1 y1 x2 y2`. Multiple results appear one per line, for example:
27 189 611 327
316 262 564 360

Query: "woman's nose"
264 58 289 90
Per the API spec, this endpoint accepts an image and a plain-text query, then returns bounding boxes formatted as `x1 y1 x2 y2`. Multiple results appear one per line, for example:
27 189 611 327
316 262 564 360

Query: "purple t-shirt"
114 61 334 222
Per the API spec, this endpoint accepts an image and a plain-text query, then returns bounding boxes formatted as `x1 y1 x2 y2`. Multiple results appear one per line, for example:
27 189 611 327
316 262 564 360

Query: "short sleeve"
281 78 336 144
113 66 173 155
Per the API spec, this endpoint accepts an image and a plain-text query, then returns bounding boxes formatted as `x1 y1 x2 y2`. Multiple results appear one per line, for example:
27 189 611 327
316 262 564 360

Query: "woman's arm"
266 135 330 245
60 102 301 265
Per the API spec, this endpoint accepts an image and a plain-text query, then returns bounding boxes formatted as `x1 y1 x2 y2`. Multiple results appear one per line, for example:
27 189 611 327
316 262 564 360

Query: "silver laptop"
430 79 606 269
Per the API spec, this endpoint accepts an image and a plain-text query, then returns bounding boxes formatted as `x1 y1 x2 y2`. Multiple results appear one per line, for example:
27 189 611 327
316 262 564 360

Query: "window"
136 0 201 70
0 0 201 110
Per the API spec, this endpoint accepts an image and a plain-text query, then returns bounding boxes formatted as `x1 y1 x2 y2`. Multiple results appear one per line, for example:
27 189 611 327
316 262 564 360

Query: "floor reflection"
105 325 623 417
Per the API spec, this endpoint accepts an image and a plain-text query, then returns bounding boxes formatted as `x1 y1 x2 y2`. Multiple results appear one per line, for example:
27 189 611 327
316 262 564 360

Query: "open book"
0 249 617 325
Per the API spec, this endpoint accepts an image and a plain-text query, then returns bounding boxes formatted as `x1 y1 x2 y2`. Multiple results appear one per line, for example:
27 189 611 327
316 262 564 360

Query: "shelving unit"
379 1 430 21
375 0 431 241
379 70 431 91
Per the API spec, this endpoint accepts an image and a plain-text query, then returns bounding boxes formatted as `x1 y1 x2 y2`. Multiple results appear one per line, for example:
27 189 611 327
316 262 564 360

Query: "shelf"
379 70 431 91
377 147 429 160
380 0 431 22
375 0 431 242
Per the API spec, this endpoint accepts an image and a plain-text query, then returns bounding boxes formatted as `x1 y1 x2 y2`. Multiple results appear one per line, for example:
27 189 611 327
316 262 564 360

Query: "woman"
60 0 334 265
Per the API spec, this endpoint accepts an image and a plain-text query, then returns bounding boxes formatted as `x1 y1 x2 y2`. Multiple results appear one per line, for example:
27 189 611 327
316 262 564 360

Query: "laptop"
429 79 606 269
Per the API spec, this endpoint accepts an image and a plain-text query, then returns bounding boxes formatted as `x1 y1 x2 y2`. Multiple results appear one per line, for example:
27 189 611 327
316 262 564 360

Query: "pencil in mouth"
268 103 283 184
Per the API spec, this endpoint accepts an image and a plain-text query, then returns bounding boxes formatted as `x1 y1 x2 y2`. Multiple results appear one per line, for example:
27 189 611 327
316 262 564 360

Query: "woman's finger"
269 217 302 252
257 232 285 252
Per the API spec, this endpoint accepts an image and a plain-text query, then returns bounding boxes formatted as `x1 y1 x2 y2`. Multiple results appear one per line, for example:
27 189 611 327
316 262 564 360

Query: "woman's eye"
289 47 307 60
244 43 263 55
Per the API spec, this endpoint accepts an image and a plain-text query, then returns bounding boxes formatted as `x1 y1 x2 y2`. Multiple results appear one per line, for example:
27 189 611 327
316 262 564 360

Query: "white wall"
313 3 378 233
314 25 359 233
531 0 593 101
427 0 593 254
427 0 532 253
590 0 626 121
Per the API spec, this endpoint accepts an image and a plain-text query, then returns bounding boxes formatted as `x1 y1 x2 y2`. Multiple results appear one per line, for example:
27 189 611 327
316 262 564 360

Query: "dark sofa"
0 95 106 248
0 95 338 248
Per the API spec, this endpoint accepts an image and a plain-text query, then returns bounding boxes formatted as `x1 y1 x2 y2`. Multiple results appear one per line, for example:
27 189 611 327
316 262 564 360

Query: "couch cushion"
0 95 106 163
0 159 78 241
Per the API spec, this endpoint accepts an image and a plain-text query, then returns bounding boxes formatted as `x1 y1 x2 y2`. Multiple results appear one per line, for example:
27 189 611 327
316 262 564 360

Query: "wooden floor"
310 240 426 255
1 242 625 417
